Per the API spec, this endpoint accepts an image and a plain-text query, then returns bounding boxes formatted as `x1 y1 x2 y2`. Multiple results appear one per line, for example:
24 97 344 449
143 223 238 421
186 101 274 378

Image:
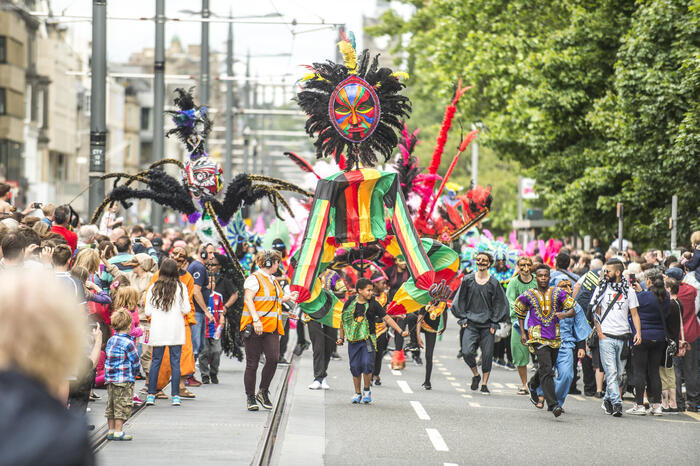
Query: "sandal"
155 390 169 399
180 388 196 398
517 388 529 395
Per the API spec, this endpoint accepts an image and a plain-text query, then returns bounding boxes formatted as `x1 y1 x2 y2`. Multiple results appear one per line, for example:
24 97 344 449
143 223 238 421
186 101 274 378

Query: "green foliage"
368 0 700 249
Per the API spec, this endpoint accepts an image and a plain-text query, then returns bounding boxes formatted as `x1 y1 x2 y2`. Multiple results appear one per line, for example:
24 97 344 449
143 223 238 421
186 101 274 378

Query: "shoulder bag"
586 289 622 349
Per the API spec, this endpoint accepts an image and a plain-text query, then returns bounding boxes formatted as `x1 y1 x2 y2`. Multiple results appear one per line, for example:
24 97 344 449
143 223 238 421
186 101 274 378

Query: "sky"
45 0 408 79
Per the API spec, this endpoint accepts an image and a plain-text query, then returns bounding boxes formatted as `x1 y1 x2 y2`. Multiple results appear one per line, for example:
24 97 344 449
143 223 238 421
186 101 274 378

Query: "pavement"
281 326 700 465
91 325 700 465
94 349 289 465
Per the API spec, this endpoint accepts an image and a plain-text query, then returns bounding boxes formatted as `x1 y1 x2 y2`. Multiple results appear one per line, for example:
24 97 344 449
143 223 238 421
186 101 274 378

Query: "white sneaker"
308 380 322 390
321 378 330 390
650 404 663 416
625 404 647 415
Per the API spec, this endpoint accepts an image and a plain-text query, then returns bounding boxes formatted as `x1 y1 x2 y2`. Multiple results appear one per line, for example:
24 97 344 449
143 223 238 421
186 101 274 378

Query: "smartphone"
628 273 636 284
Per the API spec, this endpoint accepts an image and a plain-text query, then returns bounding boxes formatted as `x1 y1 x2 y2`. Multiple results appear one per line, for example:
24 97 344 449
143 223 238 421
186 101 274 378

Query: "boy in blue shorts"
336 278 408 404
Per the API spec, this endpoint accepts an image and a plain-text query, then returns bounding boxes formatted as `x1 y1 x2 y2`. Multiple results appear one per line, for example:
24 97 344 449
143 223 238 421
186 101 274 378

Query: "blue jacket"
634 291 669 341
560 302 592 349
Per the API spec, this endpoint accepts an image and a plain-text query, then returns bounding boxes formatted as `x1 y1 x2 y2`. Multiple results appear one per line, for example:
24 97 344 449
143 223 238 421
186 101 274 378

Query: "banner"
521 178 539 199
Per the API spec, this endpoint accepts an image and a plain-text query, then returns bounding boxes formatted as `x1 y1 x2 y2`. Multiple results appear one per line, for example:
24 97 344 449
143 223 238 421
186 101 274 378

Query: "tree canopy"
368 0 699 249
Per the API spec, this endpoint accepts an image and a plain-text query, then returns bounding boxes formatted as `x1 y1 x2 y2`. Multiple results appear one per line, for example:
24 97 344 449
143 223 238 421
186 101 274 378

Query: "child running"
336 278 408 404
104 307 141 440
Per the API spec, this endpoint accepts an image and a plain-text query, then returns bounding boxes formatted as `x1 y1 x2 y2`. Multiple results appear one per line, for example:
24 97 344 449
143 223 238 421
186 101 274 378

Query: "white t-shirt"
590 284 639 336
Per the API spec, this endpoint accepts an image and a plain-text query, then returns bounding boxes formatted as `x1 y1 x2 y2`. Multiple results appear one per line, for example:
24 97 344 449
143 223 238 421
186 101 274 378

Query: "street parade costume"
514 287 575 349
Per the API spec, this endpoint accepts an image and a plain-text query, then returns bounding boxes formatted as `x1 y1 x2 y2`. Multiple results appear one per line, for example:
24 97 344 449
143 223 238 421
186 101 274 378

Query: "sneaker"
132 395 144 406
528 382 539 406
145 395 155 406
602 399 613 415
362 390 372 404
201 376 210 384
211 374 219 384
413 355 423 366
111 432 133 441
330 352 341 360
505 362 516 370
480 385 490 395
321 378 330 390
351 393 362 404
552 405 563 417
278 357 290 366
457 350 463 359
626 404 647 415
470 374 482 391
650 404 663 416
373 377 381 386
422 381 432 390
172 395 181 406
308 379 322 390
569 387 582 395
594 391 604 399
662 407 679 415
186 376 202 387
494 359 506 368
584 390 596 397
612 403 623 417
106 431 115 440
247 395 259 411
256 389 273 409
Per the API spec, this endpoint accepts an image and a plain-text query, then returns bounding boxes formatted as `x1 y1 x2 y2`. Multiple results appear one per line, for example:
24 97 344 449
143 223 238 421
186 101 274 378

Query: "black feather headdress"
165 87 212 160
296 32 411 169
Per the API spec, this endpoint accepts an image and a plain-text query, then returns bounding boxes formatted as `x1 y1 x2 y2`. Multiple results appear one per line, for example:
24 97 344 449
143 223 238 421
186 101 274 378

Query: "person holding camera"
241 250 298 411
625 269 670 415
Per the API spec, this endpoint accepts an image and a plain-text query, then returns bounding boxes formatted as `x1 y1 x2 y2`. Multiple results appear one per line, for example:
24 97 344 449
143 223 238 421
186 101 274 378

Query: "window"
0 37 6 63
0 88 6 115
140 107 150 131
0 140 23 181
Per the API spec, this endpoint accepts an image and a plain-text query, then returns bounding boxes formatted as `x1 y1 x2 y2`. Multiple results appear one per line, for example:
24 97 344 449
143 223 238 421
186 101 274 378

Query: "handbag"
586 289 622 349
673 298 688 357
657 298 678 369
495 322 512 341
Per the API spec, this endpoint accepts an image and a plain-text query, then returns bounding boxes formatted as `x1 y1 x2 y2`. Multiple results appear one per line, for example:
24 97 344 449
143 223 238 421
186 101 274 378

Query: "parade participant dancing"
241 250 299 411
506 256 537 395
336 278 408 404
514 264 576 417
416 301 448 390
450 251 508 395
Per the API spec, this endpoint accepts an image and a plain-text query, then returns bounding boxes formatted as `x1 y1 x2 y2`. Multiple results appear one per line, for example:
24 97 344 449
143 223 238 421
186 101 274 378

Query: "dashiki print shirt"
514 287 574 349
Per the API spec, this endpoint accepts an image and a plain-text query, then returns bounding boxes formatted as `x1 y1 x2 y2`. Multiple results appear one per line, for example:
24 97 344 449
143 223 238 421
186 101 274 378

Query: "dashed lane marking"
492 389 504 393
506 383 519 389
444 463 459 466
491 382 504 388
461 394 472 399
391 370 402 376
468 402 480 407
451 382 461 387
455 388 466 392
426 428 449 452
397 380 413 394
571 395 585 401
446 376 456 381
410 401 431 420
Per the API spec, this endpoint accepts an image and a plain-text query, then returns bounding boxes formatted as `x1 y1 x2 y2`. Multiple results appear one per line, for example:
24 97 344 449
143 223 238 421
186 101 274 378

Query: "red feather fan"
284 152 320 179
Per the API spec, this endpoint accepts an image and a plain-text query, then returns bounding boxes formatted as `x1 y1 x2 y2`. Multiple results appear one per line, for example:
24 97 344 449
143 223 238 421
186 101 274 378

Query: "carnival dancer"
534 279 591 409
450 251 509 395
241 250 299 411
506 256 537 395
514 264 576 417
371 272 390 386
416 301 448 390
336 278 408 404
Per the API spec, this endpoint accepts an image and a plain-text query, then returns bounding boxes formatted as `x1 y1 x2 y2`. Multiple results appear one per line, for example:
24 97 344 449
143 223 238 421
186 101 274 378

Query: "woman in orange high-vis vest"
242 250 298 411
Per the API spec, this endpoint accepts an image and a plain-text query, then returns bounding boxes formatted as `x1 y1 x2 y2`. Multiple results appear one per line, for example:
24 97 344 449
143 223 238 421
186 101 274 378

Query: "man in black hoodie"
450 251 509 395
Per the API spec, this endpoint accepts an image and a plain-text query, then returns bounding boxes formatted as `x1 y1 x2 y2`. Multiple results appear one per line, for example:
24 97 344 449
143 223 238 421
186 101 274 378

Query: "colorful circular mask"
328 76 381 143
184 157 223 200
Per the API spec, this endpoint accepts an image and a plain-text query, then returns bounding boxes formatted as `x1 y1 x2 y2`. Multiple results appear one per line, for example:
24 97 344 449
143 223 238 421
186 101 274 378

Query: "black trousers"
494 336 513 363
461 325 494 373
423 331 437 384
279 317 291 356
373 332 388 378
296 318 307 346
394 314 419 352
631 340 664 405
307 320 337 381
529 345 559 409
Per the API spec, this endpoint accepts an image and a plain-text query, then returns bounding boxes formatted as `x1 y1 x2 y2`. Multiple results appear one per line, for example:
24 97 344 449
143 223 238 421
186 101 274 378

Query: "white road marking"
410 401 431 420
451 382 461 387
468 402 480 407
391 370 402 376
506 383 519 389
446 376 456 381
491 382 504 388
444 463 459 466
492 389 504 393
397 380 413 394
571 395 584 401
426 428 449 452
455 388 466 392
461 394 472 399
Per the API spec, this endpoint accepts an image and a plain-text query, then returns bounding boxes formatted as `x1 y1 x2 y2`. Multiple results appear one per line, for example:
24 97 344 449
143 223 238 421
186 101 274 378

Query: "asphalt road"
319 325 700 465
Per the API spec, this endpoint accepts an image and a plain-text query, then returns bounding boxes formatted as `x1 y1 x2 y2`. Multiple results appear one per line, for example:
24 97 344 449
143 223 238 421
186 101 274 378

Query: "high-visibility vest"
241 271 285 334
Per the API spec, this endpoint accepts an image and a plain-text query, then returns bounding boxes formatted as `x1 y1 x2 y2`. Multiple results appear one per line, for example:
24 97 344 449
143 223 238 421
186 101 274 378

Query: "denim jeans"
599 337 625 405
192 312 206 358
148 345 182 396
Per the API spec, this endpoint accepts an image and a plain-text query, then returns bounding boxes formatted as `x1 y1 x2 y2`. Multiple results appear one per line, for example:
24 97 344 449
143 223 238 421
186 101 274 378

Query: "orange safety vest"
241 271 285 334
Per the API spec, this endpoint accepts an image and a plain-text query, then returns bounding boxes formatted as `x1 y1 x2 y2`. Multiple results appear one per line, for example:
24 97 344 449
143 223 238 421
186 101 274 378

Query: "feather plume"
337 39 357 73
284 151 320 179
